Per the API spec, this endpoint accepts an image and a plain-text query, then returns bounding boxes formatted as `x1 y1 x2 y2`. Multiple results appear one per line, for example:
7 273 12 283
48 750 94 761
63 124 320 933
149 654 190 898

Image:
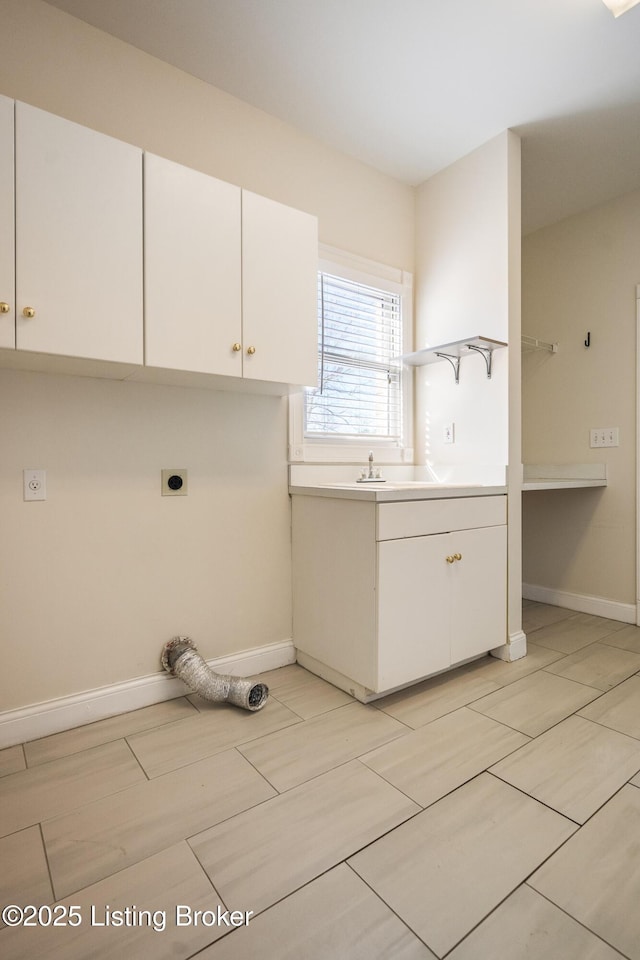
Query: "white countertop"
289 481 508 502
522 463 607 492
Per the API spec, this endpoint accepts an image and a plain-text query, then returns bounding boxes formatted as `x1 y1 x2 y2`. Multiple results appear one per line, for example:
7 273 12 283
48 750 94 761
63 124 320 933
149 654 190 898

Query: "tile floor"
2 602 640 958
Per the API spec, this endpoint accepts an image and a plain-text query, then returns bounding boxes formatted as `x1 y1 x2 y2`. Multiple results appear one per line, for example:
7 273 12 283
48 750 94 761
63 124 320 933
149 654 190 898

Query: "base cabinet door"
144 153 242 376
377 533 451 690
0 95 14 349
15 102 143 363
450 524 507 663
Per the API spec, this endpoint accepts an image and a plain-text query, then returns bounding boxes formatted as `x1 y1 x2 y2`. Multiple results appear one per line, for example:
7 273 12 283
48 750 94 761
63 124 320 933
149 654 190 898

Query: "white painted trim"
491 631 527 662
0 640 295 749
636 283 640 626
523 583 636 624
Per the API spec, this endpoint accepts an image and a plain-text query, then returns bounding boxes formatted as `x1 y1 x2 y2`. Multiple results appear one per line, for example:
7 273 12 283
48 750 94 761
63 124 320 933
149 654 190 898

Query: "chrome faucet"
357 451 385 483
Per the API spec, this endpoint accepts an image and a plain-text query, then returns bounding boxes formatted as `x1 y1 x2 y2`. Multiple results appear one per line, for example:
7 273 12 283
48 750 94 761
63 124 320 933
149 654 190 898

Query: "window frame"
289 244 414 464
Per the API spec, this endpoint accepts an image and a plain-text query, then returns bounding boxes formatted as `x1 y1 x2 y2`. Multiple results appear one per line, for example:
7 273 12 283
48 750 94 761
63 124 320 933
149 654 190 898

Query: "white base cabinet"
292 493 507 700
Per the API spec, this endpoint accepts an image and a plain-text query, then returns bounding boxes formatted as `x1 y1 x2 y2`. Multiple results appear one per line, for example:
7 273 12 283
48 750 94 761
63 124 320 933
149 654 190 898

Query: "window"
305 272 402 440
289 246 413 464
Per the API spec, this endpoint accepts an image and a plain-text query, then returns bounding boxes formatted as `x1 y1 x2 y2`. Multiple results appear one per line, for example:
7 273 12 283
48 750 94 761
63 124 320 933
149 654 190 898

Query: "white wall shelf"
398 335 507 383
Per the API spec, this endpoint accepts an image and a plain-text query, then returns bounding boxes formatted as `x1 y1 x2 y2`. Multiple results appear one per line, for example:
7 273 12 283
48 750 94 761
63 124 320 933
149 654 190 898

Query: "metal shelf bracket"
466 343 494 378
435 352 461 384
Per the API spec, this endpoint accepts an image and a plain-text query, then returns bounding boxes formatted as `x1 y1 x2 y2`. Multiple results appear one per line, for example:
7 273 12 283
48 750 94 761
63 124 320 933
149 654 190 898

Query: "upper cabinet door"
0 96 14 349
144 153 242 376
242 191 318 387
15 102 142 363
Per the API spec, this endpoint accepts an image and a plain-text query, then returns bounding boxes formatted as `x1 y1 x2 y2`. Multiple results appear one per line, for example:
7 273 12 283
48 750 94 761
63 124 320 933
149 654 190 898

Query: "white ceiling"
43 0 640 233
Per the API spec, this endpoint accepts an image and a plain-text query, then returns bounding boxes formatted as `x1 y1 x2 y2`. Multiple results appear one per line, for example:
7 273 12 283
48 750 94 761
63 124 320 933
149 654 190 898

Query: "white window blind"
304 272 403 440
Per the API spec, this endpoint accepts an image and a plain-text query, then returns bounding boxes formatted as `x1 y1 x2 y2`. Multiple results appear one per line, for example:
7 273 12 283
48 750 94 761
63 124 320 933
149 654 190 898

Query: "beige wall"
522 188 639 609
0 0 415 712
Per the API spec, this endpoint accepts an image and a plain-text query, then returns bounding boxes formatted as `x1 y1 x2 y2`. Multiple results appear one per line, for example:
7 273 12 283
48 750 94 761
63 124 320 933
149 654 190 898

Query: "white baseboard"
0 639 296 750
491 631 527 662
523 583 636 624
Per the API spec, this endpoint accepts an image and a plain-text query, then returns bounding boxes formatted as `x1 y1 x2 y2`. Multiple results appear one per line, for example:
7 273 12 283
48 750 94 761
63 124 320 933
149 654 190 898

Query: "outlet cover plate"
161 469 188 496
24 468 46 501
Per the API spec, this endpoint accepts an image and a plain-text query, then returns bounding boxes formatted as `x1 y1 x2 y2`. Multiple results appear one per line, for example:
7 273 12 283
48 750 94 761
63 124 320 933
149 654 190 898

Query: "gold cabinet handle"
454 553 462 561
246 346 256 355
22 306 36 318
0 301 10 314
232 342 242 352
446 555 455 564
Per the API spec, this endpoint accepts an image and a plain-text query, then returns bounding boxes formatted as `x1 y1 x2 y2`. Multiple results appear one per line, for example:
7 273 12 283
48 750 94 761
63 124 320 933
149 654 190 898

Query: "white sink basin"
322 480 474 490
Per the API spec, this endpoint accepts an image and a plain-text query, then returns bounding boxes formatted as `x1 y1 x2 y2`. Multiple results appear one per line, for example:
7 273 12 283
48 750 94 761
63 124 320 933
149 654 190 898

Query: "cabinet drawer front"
377 495 506 541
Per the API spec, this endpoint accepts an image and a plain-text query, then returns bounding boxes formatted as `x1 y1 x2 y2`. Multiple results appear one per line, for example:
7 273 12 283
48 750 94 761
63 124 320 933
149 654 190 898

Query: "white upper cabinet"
0 95 14 349
242 190 318 387
1 99 317 390
15 102 143 363
144 153 242 376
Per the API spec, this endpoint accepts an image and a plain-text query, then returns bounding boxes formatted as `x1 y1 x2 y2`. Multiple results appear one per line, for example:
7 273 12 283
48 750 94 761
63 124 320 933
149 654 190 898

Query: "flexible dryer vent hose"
161 636 269 712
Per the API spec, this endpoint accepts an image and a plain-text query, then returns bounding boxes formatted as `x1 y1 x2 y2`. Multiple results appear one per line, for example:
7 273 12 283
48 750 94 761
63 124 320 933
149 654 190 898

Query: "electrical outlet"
590 428 619 448
443 423 455 444
24 468 46 501
161 469 188 496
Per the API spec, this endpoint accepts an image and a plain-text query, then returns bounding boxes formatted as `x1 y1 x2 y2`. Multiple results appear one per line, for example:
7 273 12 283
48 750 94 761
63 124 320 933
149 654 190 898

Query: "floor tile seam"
231 743 299 795
573 711 640 745
369 700 417 731
123 735 151 782
0 765 157 841
456 703 536 745
34 749 279 856
0 737 145 784
523 881 634 959
236 723 412 792
24 701 201 768
264 696 358 722
486 769 640 830
193 688 351 725
484 769 583 827
372 681 513 729
48 838 222 910
465 700 547 739
434 881 557 959
237 698 407 748
184 782 423 915
238 752 424 800
529 635 610 656
127 711 307 778
36 820 56 908
358 746 542 816
600 639 640 656
539 666 607 691
343 860 438 955
469 691 625 742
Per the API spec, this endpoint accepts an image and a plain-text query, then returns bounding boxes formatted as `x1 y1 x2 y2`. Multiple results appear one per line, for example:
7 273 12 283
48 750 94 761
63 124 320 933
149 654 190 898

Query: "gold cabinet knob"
454 553 462 561
232 342 242 352
0 301 10 314
446 555 455 564
22 306 36 318
246 346 256 355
